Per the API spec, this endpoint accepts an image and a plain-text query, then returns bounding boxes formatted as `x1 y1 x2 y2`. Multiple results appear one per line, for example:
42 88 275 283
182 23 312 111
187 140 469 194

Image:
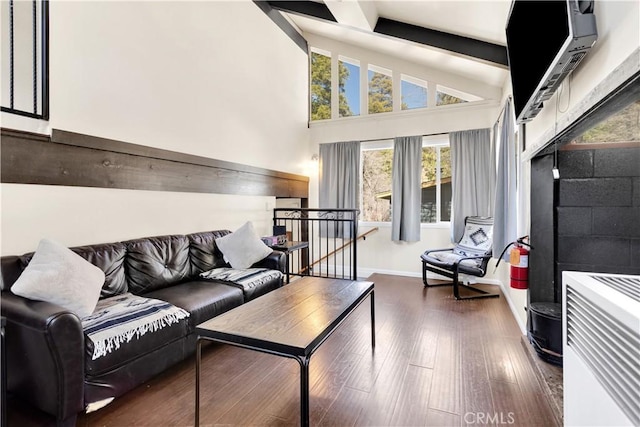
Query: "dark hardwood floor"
7 274 560 426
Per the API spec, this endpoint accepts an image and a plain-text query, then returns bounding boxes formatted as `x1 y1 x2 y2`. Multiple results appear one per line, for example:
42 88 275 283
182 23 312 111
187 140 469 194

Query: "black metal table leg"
195 338 202 426
370 290 376 348
297 356 310 427
1 317 6 427
286 252 290 284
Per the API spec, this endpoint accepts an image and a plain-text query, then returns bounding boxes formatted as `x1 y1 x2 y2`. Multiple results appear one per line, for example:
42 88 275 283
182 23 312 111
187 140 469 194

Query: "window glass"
571 100 640 145
368 65 393 114
339 56 359 117
401 75 427 110
440 147 452 221
421 147 438 222
311 51 331 121
361 141 451 223
420 146 451 223
436 84 481 106
361 148 393 221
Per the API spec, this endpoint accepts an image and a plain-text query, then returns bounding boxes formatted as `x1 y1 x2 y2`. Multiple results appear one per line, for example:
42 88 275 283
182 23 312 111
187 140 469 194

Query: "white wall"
356 224 451 278
1 1 311 255
0 185 276 255
310 100 500 145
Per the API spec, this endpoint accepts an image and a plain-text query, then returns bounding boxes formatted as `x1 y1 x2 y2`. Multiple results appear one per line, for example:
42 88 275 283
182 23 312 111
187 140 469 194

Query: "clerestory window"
309 46 484 121
310 49 332 121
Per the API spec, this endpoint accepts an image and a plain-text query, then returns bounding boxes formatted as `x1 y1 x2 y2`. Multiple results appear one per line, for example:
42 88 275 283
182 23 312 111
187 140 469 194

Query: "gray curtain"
488 121 498 217
450 128 492 242
391 135 422 242
492 100 517 259
319 141 361 238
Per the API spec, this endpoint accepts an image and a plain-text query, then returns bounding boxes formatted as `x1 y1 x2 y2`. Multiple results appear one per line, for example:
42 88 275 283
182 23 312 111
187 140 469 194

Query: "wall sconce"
304 153 320 176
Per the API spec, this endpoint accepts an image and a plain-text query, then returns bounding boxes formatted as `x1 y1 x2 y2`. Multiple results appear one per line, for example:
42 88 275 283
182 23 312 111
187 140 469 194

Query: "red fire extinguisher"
496 236 533 289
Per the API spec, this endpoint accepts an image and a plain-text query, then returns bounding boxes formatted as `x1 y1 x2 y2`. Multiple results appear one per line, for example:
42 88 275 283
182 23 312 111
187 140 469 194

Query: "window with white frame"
361 136 451 223
368 64 393 114
339 56 360 117
401 74 428 110
310 49 332 121
436 84 481 106
309 46 486 121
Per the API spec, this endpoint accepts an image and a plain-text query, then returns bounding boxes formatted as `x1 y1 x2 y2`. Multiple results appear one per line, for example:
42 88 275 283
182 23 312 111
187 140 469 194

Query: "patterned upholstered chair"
420 216 498 300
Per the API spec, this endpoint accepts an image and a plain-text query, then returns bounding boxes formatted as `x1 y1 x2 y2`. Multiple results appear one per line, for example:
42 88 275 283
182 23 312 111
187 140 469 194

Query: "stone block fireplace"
530 142 640 305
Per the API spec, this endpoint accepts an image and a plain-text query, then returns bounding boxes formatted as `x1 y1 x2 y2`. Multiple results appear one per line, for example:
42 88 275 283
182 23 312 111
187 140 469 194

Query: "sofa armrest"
1 291 85 422
252 250 286 273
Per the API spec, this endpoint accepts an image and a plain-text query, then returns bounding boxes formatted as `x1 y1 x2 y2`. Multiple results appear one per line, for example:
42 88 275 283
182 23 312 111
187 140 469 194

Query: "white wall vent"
563 271 640 427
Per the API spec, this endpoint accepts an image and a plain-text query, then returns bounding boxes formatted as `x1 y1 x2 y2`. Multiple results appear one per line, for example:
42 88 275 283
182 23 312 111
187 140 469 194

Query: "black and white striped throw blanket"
82 292 190 360
200 267 282 290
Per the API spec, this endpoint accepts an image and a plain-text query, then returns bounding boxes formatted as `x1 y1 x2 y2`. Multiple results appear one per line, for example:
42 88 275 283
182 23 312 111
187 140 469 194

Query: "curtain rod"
355 131 450 144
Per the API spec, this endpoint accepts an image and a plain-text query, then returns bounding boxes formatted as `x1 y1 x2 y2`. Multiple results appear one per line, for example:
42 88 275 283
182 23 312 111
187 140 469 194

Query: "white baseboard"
358 267 502 285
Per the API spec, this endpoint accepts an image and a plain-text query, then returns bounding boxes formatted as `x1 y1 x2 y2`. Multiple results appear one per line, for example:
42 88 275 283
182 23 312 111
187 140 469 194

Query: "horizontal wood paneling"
1 128 309 198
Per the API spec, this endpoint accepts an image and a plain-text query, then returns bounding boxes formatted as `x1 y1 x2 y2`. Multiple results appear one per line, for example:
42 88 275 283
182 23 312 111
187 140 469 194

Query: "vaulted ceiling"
264 0 512 89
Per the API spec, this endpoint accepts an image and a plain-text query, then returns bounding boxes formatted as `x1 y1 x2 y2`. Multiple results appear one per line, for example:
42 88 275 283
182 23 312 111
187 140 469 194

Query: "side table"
269 241 309 284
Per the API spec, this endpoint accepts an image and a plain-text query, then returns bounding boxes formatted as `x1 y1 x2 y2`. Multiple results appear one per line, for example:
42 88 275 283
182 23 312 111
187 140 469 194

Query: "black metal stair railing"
273 208 359 280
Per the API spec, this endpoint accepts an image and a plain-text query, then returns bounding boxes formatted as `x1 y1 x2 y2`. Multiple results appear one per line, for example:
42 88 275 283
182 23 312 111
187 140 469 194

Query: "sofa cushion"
83 292 190 360
84 312 189 377
124 235 191 294
71 242 128 298
11 238 105 318
187 230 231 276
142 280 244 331
200 268 283 301
420 251 486 276
215 221 273 269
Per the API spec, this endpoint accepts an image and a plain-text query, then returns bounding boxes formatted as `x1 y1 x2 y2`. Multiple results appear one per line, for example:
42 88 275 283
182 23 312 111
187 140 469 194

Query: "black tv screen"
506 0 570 121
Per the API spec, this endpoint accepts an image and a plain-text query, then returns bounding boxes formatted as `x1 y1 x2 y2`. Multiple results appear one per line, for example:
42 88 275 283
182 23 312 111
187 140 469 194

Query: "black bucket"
528 302 563 366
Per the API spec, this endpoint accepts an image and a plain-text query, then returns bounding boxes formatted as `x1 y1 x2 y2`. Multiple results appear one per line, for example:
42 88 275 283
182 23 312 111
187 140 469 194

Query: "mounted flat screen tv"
506 0 598 124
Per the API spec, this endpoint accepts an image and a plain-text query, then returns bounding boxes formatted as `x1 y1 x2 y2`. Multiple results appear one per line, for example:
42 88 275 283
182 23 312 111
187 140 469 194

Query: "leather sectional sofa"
0 230 285 426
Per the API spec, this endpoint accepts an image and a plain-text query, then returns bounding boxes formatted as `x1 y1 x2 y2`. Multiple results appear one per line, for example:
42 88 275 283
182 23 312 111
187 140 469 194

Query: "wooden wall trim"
1 128 309 199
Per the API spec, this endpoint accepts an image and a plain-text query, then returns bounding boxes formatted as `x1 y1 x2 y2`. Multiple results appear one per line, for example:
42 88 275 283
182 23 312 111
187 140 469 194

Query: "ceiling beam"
265 1 508 67
266 1 336 22
324 0 378 32
374 18 508 67
253 1 308 52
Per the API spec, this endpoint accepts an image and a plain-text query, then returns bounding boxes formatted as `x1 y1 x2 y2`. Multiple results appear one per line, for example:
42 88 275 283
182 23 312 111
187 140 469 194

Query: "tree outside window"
368 68 393 114
311 51 331 121
311 51 353 121
362 148 393 222
361 143 451 223
421 146 451 223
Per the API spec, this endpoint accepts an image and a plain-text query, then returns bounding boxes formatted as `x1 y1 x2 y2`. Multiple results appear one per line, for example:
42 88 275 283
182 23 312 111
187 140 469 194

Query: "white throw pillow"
11 238 105 318
215 221 272 269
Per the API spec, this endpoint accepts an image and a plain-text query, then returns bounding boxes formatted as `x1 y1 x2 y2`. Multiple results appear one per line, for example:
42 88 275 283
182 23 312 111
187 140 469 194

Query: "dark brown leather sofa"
0 230 285 426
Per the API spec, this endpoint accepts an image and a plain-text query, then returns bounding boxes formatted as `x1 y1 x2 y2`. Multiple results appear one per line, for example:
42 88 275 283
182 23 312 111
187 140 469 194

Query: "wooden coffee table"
194 277 375 427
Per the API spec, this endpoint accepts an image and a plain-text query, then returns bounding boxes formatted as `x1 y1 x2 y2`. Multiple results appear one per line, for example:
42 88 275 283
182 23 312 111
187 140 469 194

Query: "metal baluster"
9 0 15 109
32 0 37 114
